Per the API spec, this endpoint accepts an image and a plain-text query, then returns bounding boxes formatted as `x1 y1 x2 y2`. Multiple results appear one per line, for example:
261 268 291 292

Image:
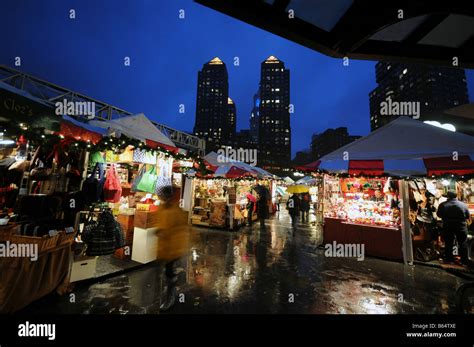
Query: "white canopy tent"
90 113 176 147
301 117 474 177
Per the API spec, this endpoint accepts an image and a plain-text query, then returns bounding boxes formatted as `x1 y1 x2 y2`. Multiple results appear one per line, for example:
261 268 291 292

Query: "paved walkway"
20 211 466 314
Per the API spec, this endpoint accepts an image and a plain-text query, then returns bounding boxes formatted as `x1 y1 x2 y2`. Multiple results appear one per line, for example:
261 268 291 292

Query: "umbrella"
246 193 257 203
286 185 310 194
276 186 286 196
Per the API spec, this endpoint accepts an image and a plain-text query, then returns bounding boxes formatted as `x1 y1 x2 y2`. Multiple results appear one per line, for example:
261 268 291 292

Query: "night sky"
1 0 473 157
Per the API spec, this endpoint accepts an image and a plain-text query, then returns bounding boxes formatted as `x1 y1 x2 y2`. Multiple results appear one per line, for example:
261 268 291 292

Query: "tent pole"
399 180 414 265
188 178 195 225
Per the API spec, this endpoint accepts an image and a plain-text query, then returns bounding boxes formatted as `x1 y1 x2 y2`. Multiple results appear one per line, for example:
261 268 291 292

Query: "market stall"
188 152 275 230
295 175 324 224
301 117 474 264
0 112 199 311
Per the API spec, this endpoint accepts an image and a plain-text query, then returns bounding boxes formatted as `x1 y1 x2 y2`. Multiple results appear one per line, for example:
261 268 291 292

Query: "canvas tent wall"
300 117 474 176
90 113 176 148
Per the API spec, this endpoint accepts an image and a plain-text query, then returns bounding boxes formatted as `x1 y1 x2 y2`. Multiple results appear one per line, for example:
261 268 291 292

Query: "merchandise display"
324 176 400 228
190 178 273 229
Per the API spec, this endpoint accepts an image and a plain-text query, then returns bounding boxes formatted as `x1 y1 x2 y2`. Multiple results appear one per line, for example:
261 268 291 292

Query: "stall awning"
60 115 106 144
202 152 275 179
299 117 474 176
90 113 180 153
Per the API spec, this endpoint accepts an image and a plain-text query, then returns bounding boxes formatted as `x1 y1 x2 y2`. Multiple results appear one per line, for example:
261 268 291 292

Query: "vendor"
437 191 471 265
371 189 384 202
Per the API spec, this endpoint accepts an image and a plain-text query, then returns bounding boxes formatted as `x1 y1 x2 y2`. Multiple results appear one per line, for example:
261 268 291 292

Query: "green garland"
2 124 213 176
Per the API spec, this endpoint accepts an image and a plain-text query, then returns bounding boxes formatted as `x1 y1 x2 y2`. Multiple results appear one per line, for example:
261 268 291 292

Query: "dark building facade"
293 150 312 166
234 129 251 149
227 97 236 144
194 57 236 151
311 127 361 160
369 61 469 131
258 56 291 170
249 91 260 145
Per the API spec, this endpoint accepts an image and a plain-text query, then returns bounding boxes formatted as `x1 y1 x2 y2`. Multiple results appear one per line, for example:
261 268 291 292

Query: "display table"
0 243 71 313
323 217 403 260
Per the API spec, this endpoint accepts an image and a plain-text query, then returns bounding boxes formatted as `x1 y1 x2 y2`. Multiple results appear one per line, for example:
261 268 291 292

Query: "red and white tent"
202 152 275 179
298 117 474 176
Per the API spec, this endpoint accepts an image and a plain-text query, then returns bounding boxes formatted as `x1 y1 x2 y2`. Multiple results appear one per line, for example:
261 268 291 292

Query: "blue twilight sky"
1 0 473 157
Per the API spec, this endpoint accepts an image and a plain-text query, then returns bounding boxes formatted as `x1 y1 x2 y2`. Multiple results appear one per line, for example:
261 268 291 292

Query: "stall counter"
323 217 403 260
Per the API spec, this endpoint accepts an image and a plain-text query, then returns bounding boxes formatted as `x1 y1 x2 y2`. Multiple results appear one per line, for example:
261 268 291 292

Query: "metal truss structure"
0 65 205 155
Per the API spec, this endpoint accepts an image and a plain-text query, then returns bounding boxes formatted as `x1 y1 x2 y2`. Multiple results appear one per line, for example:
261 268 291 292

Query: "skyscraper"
194 57 236 151
249 91 260 145
369 61 469 131
258 56 291 169
311 127 361 160
227 97 236 144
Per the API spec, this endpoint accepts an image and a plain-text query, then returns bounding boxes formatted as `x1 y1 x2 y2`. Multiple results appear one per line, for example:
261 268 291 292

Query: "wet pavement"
20 211 467 314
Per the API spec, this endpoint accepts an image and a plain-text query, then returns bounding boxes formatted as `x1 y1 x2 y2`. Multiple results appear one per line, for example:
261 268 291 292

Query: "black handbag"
82 162 105 205
82 209 125 256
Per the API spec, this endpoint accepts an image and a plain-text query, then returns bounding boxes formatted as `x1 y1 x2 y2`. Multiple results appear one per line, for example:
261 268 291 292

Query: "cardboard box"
70 256 97 282
118 214 134 231
134 210 160 229
131 227 159 264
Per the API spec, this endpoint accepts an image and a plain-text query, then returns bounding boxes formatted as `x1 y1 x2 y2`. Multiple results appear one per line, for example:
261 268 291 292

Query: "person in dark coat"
287 194 301 229
301 193 310 223
437 191 471 265
255 184 270 229
246 199 254 226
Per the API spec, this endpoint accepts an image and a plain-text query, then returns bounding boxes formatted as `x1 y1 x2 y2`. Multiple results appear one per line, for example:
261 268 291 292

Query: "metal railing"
0 65 205 155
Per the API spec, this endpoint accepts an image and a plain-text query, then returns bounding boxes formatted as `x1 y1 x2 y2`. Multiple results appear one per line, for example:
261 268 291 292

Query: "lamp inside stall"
0 132 15 146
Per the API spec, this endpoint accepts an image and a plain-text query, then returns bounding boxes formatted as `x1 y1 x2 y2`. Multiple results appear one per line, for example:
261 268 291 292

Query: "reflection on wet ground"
20 211 465 314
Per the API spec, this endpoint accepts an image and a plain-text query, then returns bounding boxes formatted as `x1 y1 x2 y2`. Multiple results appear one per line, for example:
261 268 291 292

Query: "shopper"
287 193 301 229
155 185 192 311
437 191 471 265
276 194 282 212
246 199 254 226
256 184 270 229
301 193 310 223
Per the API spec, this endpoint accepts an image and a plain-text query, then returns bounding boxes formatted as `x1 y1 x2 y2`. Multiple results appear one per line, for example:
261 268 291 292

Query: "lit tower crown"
265 55 280 63
209 57 224 65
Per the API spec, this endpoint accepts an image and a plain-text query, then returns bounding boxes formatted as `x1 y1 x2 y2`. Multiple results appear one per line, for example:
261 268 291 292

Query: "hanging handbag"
82 162 105 205
136 165 158 193
30 167 52 181
82 209 125 256
118 146 134 163
89 151 105 167
105 150 120 163
133 149 156 165
103 164 122 202
131 165 146 192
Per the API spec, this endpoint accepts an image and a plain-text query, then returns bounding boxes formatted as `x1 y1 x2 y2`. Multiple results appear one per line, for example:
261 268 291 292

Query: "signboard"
0 87 60 131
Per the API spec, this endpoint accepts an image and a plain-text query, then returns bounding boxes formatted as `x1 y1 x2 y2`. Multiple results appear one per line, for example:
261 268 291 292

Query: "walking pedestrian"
155 185 192 311
276 194 282 212
437 191 471 265
255 184 270 229
301 193 310 223
287 193 301 229
246 199 254 226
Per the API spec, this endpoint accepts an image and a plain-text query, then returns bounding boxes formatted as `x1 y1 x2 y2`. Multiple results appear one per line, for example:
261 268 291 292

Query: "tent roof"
203 151 275 178
90 113 175 147
321 117 474 161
